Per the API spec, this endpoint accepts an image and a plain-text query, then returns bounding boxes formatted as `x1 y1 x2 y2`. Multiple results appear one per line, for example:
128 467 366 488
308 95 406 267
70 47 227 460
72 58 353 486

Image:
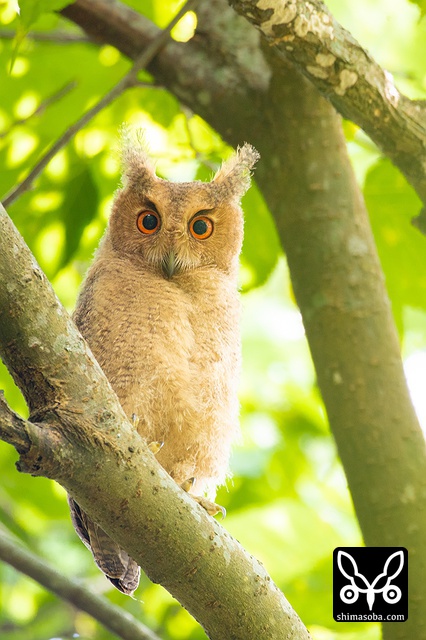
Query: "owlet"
68 130 259 594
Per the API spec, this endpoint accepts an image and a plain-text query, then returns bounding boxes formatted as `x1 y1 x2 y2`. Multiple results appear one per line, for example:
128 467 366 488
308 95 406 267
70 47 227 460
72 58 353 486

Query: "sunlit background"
1 0 426 638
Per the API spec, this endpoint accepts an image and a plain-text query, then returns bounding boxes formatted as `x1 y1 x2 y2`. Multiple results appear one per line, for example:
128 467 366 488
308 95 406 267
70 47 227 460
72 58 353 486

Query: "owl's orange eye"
189 216 213 240
137 211 160 235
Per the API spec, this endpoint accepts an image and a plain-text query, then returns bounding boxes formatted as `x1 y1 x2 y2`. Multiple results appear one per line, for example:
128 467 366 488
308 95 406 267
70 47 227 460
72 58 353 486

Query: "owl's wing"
68 496 140 595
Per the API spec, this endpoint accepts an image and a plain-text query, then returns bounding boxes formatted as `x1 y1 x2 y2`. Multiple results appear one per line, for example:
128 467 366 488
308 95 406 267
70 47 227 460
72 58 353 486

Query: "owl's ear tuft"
119 125 157 188
213 144 260 200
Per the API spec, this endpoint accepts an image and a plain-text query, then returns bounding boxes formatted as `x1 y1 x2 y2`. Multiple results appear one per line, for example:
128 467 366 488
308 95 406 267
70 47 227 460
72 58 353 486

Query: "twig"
181 106 219 172
0 81 77 139
0 530 163 640
0 28 90 42
1 0 197 208
132 80 159 90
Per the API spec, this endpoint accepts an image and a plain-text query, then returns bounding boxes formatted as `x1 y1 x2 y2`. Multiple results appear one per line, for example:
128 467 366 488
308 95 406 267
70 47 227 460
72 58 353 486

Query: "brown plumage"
68 130 259 594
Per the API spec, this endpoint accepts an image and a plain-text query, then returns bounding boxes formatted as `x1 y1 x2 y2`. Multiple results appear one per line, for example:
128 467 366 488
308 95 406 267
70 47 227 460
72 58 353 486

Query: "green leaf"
364 158 426 330
225 498 346 586
406 0 426 17
240 183 282 291
138 86 181 129
17 0 73 29
59 163 99 271
9 0 73 72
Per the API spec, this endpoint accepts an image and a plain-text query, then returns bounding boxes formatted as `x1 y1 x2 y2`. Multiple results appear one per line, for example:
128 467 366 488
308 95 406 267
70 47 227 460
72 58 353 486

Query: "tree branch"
0 28 90 42
60 0 270 127
228 0 426 210
0 391 31 454
0 202 311 640
62 0 426 218
0 529 161 640
1 0 197 208
252 54 426 640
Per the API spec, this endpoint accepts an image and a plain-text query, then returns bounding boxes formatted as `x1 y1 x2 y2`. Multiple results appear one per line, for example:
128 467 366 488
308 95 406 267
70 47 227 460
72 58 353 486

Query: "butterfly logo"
337 550 404 611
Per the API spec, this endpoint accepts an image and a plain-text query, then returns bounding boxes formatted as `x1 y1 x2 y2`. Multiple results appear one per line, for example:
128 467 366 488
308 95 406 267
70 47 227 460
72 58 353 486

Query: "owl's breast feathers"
73 251 241 493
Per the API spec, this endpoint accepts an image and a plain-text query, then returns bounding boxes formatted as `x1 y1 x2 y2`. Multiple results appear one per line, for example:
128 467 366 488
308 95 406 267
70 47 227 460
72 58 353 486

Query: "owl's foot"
180 477 226 519
130 413 164 455
193 496 226 519
148 441 164 455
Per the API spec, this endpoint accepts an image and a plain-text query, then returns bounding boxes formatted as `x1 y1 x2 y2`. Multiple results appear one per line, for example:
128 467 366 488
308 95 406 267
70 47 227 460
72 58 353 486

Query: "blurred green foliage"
17 0 73 30
0 0 426 639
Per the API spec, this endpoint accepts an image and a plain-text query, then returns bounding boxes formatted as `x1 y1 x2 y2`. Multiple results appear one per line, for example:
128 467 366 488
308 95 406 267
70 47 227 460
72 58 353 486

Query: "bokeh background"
1 0 426 638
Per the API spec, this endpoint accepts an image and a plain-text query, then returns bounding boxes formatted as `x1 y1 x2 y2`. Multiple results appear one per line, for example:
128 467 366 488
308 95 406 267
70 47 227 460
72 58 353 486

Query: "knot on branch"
16 421 68 479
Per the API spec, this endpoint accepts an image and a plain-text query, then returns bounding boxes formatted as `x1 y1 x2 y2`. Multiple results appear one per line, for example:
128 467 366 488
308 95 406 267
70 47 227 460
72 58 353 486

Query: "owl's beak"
162 251 177 279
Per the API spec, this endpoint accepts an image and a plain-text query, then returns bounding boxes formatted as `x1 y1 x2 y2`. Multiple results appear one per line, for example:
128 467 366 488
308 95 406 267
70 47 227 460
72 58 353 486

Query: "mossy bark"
0 202 311 640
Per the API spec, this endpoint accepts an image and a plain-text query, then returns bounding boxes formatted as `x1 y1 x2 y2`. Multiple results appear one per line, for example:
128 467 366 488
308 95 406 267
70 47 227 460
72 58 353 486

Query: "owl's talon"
193 496 226 519
180 478 225 517
148 441 164 455
181 477 196 492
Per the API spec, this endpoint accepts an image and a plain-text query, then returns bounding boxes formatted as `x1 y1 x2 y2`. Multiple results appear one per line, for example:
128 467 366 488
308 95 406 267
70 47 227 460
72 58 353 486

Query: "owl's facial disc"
162 251 177 279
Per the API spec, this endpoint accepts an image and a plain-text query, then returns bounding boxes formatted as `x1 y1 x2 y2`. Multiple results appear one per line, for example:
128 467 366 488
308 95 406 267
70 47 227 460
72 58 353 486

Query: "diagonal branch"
0 391 31 454
61 0 426 218
228 0 426 209
1 0 197 208
0 200 311 640
0 81 77 139
0 28 90 42
0 530 162 640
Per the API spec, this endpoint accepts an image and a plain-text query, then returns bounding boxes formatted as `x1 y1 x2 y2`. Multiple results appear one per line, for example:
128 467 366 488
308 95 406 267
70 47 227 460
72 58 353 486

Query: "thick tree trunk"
253 58 426 640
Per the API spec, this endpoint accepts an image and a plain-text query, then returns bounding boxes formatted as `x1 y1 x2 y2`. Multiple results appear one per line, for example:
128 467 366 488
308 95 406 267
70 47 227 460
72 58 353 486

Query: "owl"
68 129 259 594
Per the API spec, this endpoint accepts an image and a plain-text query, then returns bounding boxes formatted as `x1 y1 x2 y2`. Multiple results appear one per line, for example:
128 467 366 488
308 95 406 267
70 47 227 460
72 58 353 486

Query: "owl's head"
107 129 259 279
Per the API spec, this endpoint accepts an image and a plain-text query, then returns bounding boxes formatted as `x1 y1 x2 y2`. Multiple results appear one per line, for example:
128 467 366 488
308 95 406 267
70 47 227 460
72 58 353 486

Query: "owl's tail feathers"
108 559 141 595
68 496 140 595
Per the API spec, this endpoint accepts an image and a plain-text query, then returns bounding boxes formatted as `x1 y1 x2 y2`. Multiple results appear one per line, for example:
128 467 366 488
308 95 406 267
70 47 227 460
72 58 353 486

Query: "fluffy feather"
69 132 259 594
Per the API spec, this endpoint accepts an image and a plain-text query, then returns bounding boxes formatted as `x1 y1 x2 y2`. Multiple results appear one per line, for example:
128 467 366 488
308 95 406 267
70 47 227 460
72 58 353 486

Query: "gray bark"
0 202 311 640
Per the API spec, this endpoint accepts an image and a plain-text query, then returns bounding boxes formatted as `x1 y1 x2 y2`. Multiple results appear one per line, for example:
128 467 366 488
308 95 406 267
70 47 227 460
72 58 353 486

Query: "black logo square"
333 547 408 622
